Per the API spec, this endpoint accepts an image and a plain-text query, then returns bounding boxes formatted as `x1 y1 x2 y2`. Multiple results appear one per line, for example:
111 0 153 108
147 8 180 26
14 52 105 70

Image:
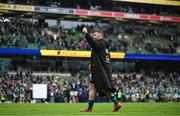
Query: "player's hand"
82 27 88 34
88 64 91 71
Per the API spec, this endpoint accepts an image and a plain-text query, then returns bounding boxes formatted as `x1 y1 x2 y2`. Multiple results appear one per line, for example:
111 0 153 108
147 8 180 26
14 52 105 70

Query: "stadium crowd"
0 70 179 103
0 0 179 107
0 19 180 55
1 0 180 16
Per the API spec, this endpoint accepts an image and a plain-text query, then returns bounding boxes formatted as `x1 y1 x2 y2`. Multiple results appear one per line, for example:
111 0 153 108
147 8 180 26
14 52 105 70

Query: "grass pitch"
0 103 179 116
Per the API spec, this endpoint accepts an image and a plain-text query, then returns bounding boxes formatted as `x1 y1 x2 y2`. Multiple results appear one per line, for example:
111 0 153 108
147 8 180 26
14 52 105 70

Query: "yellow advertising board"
0 3 13 10
13 5 34 11
110 52 125 59
41 50 91 58
0 3 34 11
40 50 125 59
113 0 180 6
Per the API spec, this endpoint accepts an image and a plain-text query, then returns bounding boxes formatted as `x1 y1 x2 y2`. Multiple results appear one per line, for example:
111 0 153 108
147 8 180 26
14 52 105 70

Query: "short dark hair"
92 28 103 35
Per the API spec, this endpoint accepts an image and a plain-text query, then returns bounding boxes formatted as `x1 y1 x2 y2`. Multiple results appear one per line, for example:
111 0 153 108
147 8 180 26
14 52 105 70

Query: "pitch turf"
0 103 179 116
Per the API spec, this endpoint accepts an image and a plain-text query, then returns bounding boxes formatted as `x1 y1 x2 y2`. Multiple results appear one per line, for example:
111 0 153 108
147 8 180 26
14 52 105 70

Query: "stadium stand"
2 0 180 16
0 0 180 105
0 70 179 103
0 19 179 54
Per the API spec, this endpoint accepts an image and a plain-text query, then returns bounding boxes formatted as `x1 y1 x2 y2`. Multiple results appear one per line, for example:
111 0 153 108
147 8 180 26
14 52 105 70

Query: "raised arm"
82 27 103 50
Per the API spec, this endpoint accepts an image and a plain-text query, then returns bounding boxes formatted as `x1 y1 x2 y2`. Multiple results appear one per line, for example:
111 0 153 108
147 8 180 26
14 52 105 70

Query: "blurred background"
0 0 179 104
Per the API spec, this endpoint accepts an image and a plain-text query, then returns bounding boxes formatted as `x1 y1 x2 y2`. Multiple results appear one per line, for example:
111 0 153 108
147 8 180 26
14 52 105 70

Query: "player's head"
91 29 103 40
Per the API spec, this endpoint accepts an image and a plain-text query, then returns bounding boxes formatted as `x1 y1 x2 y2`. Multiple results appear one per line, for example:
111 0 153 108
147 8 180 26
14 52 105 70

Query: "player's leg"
88 83 96 109
80 83 96 112
102 90 122 112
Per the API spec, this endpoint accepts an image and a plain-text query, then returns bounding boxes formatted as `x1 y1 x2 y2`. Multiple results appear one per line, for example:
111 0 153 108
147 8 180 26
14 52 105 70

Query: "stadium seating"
0 70 179 103
2 0 180 16
0 20 179 55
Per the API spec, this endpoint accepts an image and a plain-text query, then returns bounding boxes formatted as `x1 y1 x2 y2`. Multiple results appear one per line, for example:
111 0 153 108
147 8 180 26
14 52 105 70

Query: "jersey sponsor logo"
105 49 110 63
